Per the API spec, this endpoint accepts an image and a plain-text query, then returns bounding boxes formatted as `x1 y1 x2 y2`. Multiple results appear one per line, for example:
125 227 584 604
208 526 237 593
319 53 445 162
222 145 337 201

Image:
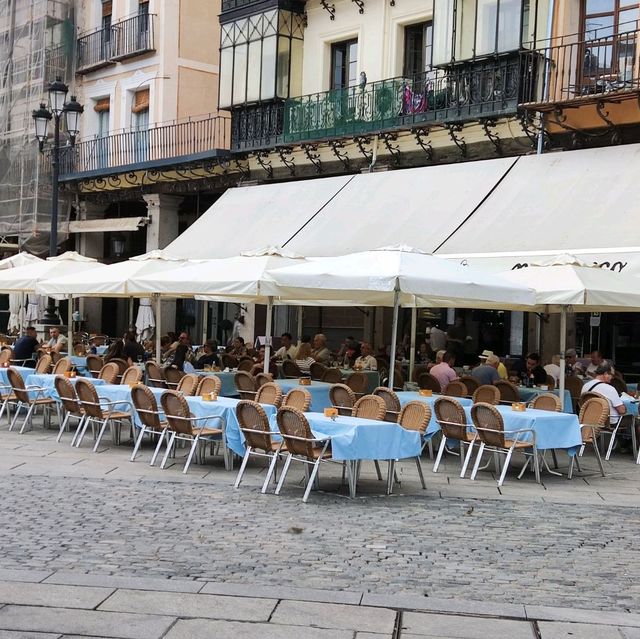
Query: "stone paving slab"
526 605 640 627
537 621 626 638
401 612 536 638
0 632 62 639
0 583 114 610
0 606 174 639
0 572 52 585
43 571 202 593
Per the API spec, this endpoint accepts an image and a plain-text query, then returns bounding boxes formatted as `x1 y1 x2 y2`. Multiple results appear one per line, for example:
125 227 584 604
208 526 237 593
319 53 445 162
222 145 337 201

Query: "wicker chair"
237 359 254 372
346 372 367 397
577 391 604 411
418 372 442 393
234 370 257 400
443 380 468 398
164 367 185 390
221 354 239 369
397 400 432 489
74 378 132 451
7 368 58 434
0 349 12 365
176 373 199 396
433 396 477 477
98 362 119 384
472 385 500 405
85 354 103 378
159 391 225 474
470 402 538 487
494 380 521 404
309 362 327 381
110 358 129 382
564 375 584 412
322 368 343 384
255 382 283 407
352 394 386 420
195 375 221 397
569 396 609 479
545 375 556 390
145 361 167 388
255 372 273 388
235 400 284 492
130 384 168 464
531 393 562 412
391 367 405 392
412 365 429 383
282 387 312 411
121 366 143 386
274 405 334 503
372 386 401 422
329 383 356 416
282 359 302 378
52 357 72 375
458 375 479 396
35 354 52 374
54 376 85 444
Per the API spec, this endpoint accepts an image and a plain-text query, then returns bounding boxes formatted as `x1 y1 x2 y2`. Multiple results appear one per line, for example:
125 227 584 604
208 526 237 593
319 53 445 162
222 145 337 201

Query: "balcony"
58 113 231 179
231 54 528 151
76 14 156 74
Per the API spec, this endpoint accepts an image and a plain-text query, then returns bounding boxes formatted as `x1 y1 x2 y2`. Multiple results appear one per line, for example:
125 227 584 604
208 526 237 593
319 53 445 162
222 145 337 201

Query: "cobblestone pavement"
1 425 640 616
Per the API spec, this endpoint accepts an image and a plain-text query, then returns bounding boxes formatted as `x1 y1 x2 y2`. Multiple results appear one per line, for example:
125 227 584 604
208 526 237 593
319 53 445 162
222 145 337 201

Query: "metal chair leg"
130 425 147 461
303 452 326 503
497 448 514 487
149 430 167 466
56 412 70 443
432 435 447 473
19 403 36 434
373 460 383 481
470 442 485 481
9 401 22 432
93 418 110 452
234 447 251 488
415 457 426 489
460 437 476 478
275 454 293 495
160 432 177 469
262 450 281 494
593 440 606 477
183 436 200 474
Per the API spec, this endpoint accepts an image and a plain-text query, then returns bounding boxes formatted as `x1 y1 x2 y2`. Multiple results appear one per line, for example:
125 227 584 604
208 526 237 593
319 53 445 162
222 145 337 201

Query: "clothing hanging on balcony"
402 82 426 114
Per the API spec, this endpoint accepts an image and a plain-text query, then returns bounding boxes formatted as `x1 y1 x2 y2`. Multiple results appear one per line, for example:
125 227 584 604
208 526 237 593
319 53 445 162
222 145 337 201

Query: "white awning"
68 217 149 233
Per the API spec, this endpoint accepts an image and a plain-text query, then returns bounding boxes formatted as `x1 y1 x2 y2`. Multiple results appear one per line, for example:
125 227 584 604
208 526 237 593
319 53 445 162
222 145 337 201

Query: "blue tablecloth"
26 373 107 400
396 392 474 438
623 396 639 416
340 369 380 394
464 404 582 451
0 366 36 388
96 346 108 355
197 371 238 398
69 356 90 375
274 380 333 411
516 387 573 413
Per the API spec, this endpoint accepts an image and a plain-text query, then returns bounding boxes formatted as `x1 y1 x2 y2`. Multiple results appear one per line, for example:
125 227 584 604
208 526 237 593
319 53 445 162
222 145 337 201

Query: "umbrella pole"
559 307 567 411
20 291 25 335
297 306 303 345
68 295 73 354
154 294 161 362
264 297 273 374
201 301 208 345
128 296 134 331
388 288 400 390
409 307 417 384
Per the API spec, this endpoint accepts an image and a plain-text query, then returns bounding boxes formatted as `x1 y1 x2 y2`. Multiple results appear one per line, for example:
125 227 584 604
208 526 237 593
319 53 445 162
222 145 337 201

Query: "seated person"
275 332 297 360
544 354 561 384
104 339 125 362
471 354 501 385
337 336 360 367
122 331 145 366
429 351 458 390
295 342 315 373
586 350 605 379
228 336 247 358
194 340 220 369
169 333 193 372
416 342 431 365
311 333 331 365
12 326 40 367
582 362 626 425
427 349 446 371
511 353 547 386
88 335 105 355
46 327 68 354
354 342 377 370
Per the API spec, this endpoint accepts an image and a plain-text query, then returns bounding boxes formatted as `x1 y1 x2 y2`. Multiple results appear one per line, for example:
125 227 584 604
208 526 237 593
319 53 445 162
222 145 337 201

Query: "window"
331 39 358 90
404 22 433 78
94 97 110 169
101 0 112 58
132 89 149 163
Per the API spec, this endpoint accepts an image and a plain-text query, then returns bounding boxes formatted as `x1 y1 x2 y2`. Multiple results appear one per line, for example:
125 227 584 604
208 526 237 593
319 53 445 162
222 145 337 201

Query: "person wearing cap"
478 349 508 379
582 362 626 425
88 334 104 355
472 354 501 385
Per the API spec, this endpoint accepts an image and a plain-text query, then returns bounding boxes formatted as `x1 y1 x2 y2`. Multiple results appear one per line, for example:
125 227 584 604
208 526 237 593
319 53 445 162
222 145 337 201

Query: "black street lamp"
32 77 84 324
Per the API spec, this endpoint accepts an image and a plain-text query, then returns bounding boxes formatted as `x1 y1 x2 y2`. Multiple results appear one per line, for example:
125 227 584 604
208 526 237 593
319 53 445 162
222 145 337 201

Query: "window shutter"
102 1 112 17
94 97 110 112
131 88 149 113
139 0 149 4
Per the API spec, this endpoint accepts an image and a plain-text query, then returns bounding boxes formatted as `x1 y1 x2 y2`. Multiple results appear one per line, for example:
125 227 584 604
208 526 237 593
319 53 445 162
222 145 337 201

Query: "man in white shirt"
581 362 625 425
47 327 68 354
586 350 604 379
354 342 377 370
274 332 297 360
544 354 561 385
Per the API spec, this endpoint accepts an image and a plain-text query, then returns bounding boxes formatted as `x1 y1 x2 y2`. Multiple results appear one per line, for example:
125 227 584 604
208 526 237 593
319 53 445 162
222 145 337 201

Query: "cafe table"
195 371 238 398
396 391 473 439
340 369 380 393
516 386 573 413
0 366 36 388
25 373 107 400
274 379 333 411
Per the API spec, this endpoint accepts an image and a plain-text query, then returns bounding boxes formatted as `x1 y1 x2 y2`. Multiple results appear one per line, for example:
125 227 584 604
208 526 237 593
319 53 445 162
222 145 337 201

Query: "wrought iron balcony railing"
58 113 231 178
231 54 528 150
520 24 640 109
77 26 114 72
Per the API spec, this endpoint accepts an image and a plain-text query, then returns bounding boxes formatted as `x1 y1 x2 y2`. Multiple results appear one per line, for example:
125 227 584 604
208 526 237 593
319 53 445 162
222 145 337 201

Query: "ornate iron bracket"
351 0 364 13
518 112 539 148
301 144 322 173
234 159 251 181
277 146 296 176
412 127 433 161
446 123 467 158
320 0 335 19
253 151 273 179
480 118 502 155
381 132 400 165
353 136 373 162
328 140 350 171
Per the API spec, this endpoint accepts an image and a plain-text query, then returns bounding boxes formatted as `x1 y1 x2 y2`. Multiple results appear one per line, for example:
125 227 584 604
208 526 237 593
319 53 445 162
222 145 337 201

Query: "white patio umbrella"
25 293 43 323
130 247 307 372
0 253 42 334
499 254 640 408
135 298 155 342
266 246 538 387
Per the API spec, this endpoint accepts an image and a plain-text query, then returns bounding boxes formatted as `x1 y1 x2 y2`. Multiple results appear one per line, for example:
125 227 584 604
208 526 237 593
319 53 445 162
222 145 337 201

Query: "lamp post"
32 77 84 324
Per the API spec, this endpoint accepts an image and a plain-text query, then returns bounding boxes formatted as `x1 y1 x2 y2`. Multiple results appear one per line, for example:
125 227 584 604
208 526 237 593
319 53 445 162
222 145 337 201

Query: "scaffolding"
0 0 74 254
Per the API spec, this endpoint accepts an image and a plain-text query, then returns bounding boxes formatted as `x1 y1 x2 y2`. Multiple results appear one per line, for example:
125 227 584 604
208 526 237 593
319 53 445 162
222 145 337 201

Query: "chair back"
610 376 627 395
75 378 103 419
85 354 103 377
531 393 561 412
578 391 605 411
282 387 312 411
234 370 257 399
352 394 386 420
329 383 356 416
98 362 119 384
321 368 343 384
196 375 221 397
282 359 302 378
54 375 82 415
145 361 167 388
458 375 479 395
578 396 610 442
418 372 441 393
176 373 199 396
309 362 327 381
237 400 273 451
0 349 12 365
51 351 62 364
471 402 506 448
160 390 192 435
494 380 520 403
346 371 367 395
412 364 429 383
164 367 185 389
434 396 468 441
255 382 283 407
392 367 405 391
564 375 583 400
121 366 143 385
35 354 52 374
444 380 468 398
372 386 401 422
221 353 239 369
472 384 500 404
545 375 556 390
7 368 31 403
52 357 72 375
255 372 273 388
111 357 129 376
276 406 316 458
237 358 254 372
398 400 431 436
131 384 163 430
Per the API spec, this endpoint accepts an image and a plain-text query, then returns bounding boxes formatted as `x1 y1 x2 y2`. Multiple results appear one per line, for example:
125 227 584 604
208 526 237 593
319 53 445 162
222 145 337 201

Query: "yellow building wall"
177 67 219 119
179 0 220 66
